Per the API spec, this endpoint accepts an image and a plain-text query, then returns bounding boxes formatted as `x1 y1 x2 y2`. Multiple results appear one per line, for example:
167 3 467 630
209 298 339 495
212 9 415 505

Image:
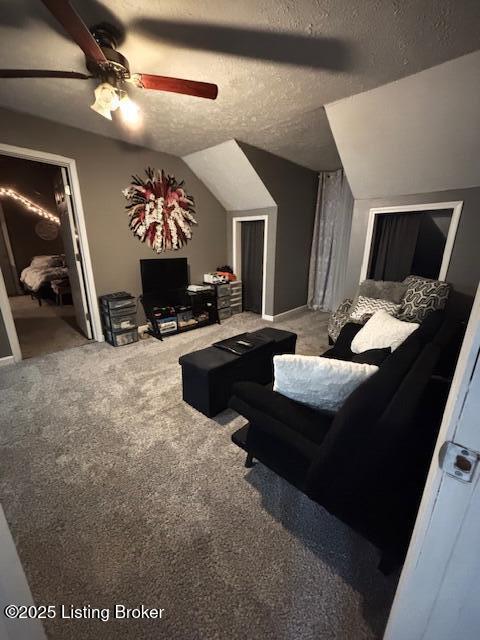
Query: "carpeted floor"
0 310 398 639
9 295 90 359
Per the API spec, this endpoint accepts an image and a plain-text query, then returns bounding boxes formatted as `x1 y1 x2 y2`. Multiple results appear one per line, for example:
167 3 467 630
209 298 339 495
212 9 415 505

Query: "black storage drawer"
101 292 135 311
107 303 136 317
103 311 137 332
106 328 139 346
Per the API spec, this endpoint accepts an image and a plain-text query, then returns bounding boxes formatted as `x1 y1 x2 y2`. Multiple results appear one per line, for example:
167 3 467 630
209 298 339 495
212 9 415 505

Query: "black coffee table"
178 327 297 417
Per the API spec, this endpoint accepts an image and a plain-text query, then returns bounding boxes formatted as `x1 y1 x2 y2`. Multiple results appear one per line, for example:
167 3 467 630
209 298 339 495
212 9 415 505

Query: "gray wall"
345 187 480 318
0 107 227 357
238 143 319 315
226 207 277 317
326 50 480 199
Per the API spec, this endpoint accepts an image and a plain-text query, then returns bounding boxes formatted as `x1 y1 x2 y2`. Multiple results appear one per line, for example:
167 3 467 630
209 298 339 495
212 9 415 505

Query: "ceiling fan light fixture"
119 94 141 126
90 82 119 120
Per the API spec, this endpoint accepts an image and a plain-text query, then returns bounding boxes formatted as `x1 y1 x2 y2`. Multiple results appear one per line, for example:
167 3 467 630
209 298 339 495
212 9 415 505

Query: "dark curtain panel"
369 213 422 281
241 220 264 314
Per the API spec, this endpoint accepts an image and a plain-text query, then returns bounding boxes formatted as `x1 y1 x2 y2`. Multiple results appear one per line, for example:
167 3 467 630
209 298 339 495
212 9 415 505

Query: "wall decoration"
35 219 59 241
123 167 197 253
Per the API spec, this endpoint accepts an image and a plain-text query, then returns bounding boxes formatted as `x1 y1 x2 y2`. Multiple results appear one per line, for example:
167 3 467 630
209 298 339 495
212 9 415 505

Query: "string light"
0 187 61 226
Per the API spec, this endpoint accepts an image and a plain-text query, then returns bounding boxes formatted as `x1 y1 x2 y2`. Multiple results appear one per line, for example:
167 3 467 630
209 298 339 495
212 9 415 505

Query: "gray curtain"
370 213 421 281
241 220 264 314
308 170 353 311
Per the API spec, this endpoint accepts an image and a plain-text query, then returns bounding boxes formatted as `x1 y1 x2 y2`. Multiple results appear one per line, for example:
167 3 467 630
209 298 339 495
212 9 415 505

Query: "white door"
385 283 480 640
54 168 92 339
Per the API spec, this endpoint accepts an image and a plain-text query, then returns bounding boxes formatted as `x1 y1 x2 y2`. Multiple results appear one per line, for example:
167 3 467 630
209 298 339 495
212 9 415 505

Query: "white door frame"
359 201 463 282
385 281 480 638
0 142 103 363
0 201 22 295
232 215 268 319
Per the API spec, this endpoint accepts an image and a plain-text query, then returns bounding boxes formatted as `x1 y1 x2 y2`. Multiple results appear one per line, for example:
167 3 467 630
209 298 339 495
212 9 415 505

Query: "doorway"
241 220 264 314
232 215 268 317
360 201 463 282
0 144 102 362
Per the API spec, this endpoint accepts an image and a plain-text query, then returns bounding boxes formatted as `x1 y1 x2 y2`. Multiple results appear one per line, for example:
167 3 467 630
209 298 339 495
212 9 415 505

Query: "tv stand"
140 288 219 341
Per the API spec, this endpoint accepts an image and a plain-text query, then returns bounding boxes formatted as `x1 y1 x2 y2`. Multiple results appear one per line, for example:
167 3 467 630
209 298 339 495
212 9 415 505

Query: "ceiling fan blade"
0 69 91 79
134 74 218 100
40 0 107 65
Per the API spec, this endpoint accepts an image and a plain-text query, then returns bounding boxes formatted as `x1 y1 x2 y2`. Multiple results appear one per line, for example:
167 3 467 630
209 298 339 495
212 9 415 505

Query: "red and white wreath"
123 167 197 253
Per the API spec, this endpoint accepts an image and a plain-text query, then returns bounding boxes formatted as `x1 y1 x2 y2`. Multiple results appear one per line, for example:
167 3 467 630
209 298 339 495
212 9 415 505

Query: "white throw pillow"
351 310 419 354
273 354 378 412
349 295 401 323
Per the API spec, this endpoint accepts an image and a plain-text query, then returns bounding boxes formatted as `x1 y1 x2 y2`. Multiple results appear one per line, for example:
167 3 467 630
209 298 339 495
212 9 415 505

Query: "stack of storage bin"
215 283 231 320
100 292 138 346
229 281 243 314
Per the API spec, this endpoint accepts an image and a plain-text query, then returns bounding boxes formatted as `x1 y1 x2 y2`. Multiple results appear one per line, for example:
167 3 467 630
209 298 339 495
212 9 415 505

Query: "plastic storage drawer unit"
101 291 138 346
104 312 137 332
218 307 232 321
106 329 139 347
101 291 135 311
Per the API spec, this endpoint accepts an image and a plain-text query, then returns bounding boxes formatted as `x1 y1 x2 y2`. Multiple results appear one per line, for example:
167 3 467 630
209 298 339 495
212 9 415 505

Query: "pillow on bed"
30 255 63 268
273 354 378 412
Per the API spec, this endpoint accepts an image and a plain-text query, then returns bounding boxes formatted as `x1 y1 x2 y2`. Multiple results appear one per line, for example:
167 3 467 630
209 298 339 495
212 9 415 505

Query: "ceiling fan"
0 0 219 125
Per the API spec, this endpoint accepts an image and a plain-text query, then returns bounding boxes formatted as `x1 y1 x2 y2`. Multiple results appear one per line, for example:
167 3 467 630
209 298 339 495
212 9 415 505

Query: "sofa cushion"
399 276 450 322
358 279 408 304
307 330 425 500
323 322 363 360
351 310 419 354
351 348 392 366
230 381 334 447
411 309 445 343
273 354 378 412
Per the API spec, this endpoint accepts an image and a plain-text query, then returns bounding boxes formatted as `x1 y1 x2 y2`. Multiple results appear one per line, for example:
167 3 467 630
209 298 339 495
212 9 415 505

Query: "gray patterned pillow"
328 298 353 342
349 295 401 323
398 276 450 322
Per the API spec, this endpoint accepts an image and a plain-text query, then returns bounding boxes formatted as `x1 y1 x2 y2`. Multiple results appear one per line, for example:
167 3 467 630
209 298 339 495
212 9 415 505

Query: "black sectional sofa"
230 311 459 570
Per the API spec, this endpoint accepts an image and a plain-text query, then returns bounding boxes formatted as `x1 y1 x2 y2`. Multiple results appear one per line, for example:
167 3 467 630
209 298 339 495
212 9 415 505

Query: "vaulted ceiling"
0 1 478 170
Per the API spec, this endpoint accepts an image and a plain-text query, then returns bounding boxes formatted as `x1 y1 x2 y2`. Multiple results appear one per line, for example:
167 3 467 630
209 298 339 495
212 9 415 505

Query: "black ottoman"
179 328 297 417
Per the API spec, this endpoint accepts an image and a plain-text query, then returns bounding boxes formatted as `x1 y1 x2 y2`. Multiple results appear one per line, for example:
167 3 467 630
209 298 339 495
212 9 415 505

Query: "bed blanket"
20 266 68 292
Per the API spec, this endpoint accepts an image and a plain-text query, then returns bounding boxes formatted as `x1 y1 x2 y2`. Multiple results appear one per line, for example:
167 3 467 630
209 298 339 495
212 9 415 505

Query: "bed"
20 255 68 304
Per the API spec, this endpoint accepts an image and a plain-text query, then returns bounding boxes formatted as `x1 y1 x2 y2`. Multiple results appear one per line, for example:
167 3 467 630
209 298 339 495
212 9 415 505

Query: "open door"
54 167 92 339
385 283 480 639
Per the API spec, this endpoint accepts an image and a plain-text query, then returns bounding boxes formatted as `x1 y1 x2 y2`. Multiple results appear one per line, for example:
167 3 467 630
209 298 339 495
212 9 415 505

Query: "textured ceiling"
0 0 479 170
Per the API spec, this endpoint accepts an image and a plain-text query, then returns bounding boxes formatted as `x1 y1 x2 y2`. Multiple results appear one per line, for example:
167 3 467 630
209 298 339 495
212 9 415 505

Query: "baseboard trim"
262 304 308 322
0 355 15 367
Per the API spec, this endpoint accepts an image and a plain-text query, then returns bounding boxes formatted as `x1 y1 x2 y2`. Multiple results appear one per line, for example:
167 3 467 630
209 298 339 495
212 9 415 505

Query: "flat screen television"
140 258 189 301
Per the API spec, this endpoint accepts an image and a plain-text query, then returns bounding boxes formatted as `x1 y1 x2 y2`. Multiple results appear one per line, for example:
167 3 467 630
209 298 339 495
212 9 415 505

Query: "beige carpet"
9 295 90 359
0 310 398 640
